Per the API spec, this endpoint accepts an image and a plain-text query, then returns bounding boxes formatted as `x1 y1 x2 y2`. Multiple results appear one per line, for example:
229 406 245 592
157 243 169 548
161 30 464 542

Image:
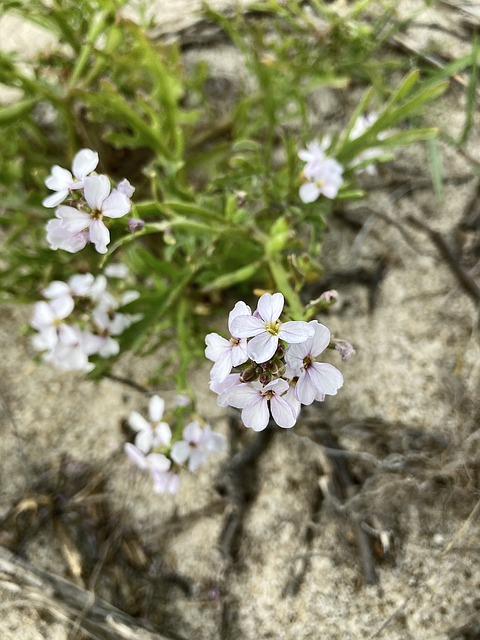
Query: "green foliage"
0 0 458 386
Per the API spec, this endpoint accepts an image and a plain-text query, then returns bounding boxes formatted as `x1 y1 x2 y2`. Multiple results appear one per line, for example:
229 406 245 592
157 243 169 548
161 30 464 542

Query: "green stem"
68 12 109 89
267 257 305 320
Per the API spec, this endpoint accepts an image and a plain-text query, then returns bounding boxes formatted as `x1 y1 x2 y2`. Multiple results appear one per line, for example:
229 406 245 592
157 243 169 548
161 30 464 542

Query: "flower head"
205 301 251 382
227 378 297 431
43 149 99 208
230 292 314 364
171 421 226 472
128 395 172 454
286 321 344 405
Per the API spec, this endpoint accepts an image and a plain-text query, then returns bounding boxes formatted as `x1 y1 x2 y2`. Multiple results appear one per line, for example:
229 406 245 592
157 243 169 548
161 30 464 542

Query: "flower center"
91 209 104 220
315 179 324 188
266 320 281 336
230 337 240 346
303 355 314 369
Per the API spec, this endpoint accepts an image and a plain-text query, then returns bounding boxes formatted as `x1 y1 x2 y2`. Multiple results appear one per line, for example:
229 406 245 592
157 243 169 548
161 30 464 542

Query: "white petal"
89 219 110 254
295 370 317 405
147 453 171 473
84 174 110 210
257 292 284 323
228 301 252 334
98 336 120 357
31 301 54 330
68 273 94 296
153 422 172 447
128 411 150 433
42 190 69 208
231 339 249 367
210 351 234 382
310 362 344 395
124 443 147 469
101 191 131 218
270 395 296 428
188 449 207 472
227 383 260 409
50 295 74 320
230 315 265 339
285 341 310 371
299 181 320 203
183 420 203 444
279 320 315 344
247 331 278 364
242 397 269 431
170 441 191 465
135 429 153 454
116 179 135 198
45 166 73 191
263 378 289 395
205 333 231 361
72 149 99 179
310 322 331 356
149 395 165 423
42 281 70 299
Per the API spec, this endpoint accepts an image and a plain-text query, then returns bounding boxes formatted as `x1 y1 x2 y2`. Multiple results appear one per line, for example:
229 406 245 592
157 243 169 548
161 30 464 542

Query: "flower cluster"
124 395 226 494
30 266 142 372
44 149 134 254
298 140 344 203
206 292 345 432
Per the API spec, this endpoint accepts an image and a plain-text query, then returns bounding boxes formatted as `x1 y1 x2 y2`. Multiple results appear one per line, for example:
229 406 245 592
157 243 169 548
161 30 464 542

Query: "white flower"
170 421 226 472
30 297 75 351
128 395 172 454
104 263 130 279
116 179 135 198
43 149 99 208
205 301 251 382
209 373 243 407
227 378 297 431
45 174 131 254
230 292 314 364
298 140 326 173
285 321 343 405
299 157 344 203
43 325 103 372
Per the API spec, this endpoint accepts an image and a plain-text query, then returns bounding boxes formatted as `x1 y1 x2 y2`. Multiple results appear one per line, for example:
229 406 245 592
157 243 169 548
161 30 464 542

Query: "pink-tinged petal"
101 191 131 218
72 149 98 179
283 383 301 418
188 449 207 472
257 292 284 323
170 441 190 465
270 395 296 429
135 429 153 454
231 339 249 367
116 179 135 198
205 333 231 361
42 190 69 208
45 166 73 191
263 378 290 395
124 443 148 470
299 181 320 203
247 331 278 364
148 453 171 473
242 396 269 431
128 411 150 433
56 206 92 232
183 421 203 444
89 219 110 254
310 322 331 356
310 362 344 395
84 174 110 210
227 383 261 409
153 422 172 447
210 351 233 382
230 314 265 338
279 320 315 344
149 395 165 423
295 370 318 405
68 273 95 296
228 301 252 334
285 341 310 371
50 295 74 320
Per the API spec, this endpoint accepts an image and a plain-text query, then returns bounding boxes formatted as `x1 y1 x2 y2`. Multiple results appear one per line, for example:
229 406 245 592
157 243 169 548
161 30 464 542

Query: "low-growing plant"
0 0 456 491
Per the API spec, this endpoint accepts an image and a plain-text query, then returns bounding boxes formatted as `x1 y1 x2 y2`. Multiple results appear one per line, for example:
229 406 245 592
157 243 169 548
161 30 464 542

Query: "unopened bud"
333 339 355 361
128 218 145 232
269 362 286 378
240 367 258 383
259 372 271 385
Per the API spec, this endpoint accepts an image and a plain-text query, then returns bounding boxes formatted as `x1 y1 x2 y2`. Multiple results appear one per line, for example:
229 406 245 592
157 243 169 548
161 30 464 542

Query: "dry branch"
0 546 185 640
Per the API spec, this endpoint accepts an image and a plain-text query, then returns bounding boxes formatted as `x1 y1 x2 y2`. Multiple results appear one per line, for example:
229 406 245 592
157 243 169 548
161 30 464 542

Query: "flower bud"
269 362 286 378
128 218 145 232
333 339 355 361
240 367 258 383
259 372 272 385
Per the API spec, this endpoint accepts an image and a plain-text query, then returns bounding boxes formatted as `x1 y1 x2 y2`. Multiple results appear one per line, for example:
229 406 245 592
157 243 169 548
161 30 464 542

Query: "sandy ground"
1 1 480 639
